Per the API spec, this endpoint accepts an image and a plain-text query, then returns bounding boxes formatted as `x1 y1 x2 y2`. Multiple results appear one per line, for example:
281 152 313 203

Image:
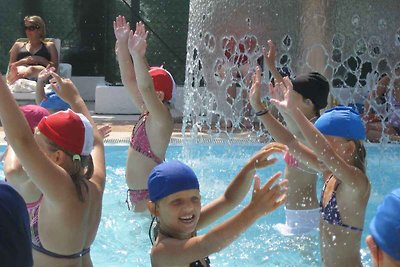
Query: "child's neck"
158 226 194 240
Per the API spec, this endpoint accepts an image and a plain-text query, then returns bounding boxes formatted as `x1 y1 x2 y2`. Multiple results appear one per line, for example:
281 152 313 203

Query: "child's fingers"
252 175 261 194
261 171 282 192
269 98 282 108
282 76 292 89
49 71 62 83
255 157 278 169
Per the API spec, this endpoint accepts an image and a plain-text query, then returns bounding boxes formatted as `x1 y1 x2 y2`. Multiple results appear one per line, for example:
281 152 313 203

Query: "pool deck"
0 111 262 145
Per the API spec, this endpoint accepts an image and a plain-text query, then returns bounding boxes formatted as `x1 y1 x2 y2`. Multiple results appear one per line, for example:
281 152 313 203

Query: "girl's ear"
347 140 356 156
47 149 64 165
147 201 158 216
305 98 313 106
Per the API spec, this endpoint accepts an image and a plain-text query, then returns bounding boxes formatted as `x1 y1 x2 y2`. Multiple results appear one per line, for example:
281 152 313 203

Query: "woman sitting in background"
7 15 58 85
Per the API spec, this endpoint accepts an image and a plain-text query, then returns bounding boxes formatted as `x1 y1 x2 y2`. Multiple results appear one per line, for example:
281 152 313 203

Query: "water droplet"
378 19 387 30
351 14 360 27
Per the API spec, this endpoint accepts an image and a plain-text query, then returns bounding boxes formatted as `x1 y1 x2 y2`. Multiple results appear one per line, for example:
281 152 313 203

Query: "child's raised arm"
50 72 106 191
263 40 284 84
128 21 172 125
114 15 144 112
151 172 287 266
197 142 287 229
249 67 319 170
271 77 369 189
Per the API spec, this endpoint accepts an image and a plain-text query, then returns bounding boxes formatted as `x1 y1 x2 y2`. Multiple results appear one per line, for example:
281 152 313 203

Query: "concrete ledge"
95 85 140 114
95 84 184 118
71 76 105 101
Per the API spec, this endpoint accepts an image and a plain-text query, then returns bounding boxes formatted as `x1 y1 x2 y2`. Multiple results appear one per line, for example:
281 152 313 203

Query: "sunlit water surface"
1 144 398 266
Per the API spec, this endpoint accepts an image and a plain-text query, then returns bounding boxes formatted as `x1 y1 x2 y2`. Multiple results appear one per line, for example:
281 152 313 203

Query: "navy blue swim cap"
148 160 199 202
314 105 366 140
0 181 33 266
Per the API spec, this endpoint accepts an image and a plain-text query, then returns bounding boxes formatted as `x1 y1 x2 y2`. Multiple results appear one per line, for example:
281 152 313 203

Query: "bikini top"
30 198 90 259
190 257 211 267
320 175 363 232
130 112 163 164
26 194 43 221
17 42 51 64
156 228 211 267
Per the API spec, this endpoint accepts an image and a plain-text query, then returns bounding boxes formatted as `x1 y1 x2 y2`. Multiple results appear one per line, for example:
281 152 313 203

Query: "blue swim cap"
40 91 70 111
369 188 400 261
0 181 33 266
314 105 366 140
148 160 200 202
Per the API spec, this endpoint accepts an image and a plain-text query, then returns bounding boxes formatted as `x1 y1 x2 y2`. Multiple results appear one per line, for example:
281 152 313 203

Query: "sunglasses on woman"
24 25 40 31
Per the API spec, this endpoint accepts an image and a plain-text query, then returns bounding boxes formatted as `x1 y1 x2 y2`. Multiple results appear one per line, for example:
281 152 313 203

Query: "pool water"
1 144 398 266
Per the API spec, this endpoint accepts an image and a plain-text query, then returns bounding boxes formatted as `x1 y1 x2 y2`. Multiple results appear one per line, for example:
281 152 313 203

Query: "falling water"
183 0 400 143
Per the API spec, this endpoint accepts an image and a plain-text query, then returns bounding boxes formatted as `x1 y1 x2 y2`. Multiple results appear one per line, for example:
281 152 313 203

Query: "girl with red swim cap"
0 71 106 267
114 15 175 213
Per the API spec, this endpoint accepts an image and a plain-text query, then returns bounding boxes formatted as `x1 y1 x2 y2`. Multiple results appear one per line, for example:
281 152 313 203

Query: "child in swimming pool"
366 188 400 266
249 40 330 235
2 104 110 222
269 77 370 266
3 105 49 215
147 143 288 267
0 71 106 267
114 15 175 212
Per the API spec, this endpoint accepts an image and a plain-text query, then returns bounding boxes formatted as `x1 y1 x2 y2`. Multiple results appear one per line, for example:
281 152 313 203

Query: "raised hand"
113 15 131 43
128 21 148 57
98 124 112 140
249 172 288 217
269 77 302 115
249 66 263 110
248 142 286 170
37 66 56 83
49 71 81 104
263 40 277 69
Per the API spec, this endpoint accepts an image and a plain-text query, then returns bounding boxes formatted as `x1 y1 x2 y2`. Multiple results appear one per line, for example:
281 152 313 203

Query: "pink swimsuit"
129 112 163 164
284 151 299 167
127 112 164 208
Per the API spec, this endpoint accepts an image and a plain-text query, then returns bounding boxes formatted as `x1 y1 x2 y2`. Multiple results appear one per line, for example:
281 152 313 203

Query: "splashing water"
183 0 400 144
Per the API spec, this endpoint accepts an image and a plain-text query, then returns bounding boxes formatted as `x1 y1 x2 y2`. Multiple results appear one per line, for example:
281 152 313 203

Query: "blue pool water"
1 143 398 266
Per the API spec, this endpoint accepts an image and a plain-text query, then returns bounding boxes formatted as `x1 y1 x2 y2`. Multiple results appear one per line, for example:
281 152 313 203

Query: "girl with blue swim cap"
269 77 370 267
146 143 288 267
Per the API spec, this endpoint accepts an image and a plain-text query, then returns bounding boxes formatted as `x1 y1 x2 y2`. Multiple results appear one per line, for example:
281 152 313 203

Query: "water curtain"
183 0 400 143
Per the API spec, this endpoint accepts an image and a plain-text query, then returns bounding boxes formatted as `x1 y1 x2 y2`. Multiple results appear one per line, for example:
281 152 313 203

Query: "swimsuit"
190 257 211 267
30 198 90 258
126 189 149 210
127 112 164 207
320 175 363 231
130 112 163 164
17 42 51 65
156 227 211 267
26 194 43 221
273 207 320 236
283 151 299 167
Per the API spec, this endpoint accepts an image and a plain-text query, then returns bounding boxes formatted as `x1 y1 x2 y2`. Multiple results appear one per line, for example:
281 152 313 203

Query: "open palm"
128 22 148 57
113 15 130 42
270 77 302 114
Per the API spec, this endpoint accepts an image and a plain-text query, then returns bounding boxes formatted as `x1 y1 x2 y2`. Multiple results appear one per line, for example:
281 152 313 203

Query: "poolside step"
95 84 184 119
